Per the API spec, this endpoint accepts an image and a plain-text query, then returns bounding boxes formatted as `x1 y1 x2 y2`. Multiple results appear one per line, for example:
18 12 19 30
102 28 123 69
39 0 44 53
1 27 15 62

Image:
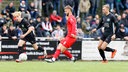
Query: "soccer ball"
19 53 28 61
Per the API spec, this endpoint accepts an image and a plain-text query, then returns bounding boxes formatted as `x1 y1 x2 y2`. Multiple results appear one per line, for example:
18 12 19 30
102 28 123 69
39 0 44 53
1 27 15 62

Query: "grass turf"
0 61 127 72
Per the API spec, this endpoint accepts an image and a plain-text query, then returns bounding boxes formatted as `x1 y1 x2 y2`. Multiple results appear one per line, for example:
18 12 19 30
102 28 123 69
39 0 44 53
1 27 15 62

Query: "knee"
57 44 66 52
98 45 105 50
100 46 106 50
61 48 67 53
34 46 38 50
32 45 38 50
18 43 23 47
97 45 101 49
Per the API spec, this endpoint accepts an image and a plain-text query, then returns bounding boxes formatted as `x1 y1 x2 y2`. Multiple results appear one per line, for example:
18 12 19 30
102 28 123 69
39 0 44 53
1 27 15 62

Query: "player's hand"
4 30 8 34
57 20 61 22
91 28 97 33
71 34 77 39
111 34 116 40
120 28 125 32
20 35 25 38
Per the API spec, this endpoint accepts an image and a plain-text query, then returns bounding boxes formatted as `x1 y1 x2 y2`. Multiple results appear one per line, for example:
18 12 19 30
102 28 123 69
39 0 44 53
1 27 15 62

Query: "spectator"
90 19 102 39
62 0 75 15
124 9 128 20
16 26 22 38
121 12 128 28
117 24 128 40
19 0 27 12
115 0 124 14
90 0 100 17
42 0 53 16
63 0 75 8
52 25 64 40
35 16 43 37
0 14 7 27
19 0 31 20
20 0 28 7
28 2 39 19
78 0 90 21
94 14 100 20
87 15 93 26
125 0 128 9
117 15 122 25
76 17 84 38
8 25 17 40
110 8 118 16
81 17 91 38
61 13 67 28
74 0 79 16
53 0 60 15
0 25 8 40
0 0 2 10
5 2 15 19
42 17 53 37
29 18 36 26
77 17 82 29
62 0 75 27
34 0 42 16
50 10 62 27
105 0 114 11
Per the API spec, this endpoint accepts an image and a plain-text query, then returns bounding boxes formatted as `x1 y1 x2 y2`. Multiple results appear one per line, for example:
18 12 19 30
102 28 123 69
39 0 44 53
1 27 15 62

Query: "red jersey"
67 15 77 37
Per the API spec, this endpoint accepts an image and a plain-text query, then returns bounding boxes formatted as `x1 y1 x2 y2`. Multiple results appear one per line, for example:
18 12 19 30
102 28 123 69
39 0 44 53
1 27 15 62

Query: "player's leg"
53 43 75 61
97 40 107 62
52 43 66 61
32 43 47 56
45 43 62 63
32 43 43 51
45 37 76 63
61 38 76 62
17 39 26 55
102 36 117 58
28 35 47 56
16 39 26 62
62 50 76 62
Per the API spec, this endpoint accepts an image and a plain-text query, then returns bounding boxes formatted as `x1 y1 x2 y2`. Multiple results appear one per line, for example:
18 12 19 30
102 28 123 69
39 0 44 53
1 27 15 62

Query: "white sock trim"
52 58 56 61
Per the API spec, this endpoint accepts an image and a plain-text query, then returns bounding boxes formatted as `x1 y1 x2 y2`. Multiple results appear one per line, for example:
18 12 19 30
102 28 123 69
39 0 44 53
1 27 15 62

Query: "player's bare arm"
20 26 34 38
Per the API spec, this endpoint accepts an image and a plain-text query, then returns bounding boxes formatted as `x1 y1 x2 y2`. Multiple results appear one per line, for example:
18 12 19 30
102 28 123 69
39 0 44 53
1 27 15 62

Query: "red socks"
63 50 72 59
53 49 61 59
53 49 73 59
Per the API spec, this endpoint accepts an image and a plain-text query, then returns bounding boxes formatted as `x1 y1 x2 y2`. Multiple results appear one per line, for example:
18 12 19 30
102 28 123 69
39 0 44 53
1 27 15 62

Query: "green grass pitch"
0 61 127 72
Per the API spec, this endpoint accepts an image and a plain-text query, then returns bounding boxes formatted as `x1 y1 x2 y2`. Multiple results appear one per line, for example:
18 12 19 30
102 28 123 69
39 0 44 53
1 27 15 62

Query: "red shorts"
60 36 76 48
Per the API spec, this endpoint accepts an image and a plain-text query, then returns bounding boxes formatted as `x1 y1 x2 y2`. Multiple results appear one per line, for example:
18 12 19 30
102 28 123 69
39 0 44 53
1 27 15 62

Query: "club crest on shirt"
22 25 24 27
107 18 110 22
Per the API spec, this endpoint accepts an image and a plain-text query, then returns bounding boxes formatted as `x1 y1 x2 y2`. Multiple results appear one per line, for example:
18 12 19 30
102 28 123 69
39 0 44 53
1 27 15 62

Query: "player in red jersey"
45 5 77 63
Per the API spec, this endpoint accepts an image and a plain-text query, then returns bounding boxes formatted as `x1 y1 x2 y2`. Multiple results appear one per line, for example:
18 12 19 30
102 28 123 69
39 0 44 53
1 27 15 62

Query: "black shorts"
100 34 113 44
21 33 36 44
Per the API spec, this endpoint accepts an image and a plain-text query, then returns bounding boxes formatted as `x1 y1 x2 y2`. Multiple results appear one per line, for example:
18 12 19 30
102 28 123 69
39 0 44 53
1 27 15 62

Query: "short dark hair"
64 5 73 11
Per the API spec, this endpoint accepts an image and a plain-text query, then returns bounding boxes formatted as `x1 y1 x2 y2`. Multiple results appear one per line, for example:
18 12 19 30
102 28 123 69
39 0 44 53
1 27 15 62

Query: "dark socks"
105 47 115 52
18 46 23 55
99 49 106 60
37 46 44 51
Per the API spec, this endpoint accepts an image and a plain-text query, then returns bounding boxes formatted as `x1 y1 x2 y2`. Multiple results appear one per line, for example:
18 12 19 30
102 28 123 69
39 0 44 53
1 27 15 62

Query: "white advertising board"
82 41 128 60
